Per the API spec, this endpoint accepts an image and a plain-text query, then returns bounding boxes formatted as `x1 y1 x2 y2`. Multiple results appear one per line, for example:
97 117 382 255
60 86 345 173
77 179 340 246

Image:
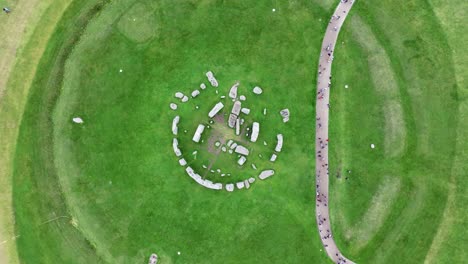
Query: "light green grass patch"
350 16 406 158
383 100 406 157
117 2 157 43
346 176 401 249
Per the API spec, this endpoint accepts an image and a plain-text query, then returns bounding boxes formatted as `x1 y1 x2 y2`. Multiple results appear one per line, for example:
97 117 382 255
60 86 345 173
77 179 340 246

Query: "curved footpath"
315 1 355 264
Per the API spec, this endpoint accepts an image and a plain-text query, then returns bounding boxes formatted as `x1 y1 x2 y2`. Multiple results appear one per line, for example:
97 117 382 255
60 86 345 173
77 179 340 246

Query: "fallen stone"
241 108 250 115
259 169 275 180
238 156 247 166
172 116 180 135
191 90 200 98
192 124 205 143
280 108 290 123
251 164 257 170
235 118 240 136
226 184 234 192
206 71 219 87
232 101 242 115
239 95 246 101
192 150 198 155
235 145 249 156
263 141 267 146
220 95 226 99
72 117 84 124
229 82 239 99
229 149 233 154
170 103 178 110
202 165 207 169
228 113 237 128
263 108 267 115
216 169 221 173
208 102 224 118
253 86 263 94
250 122 260 142
371 144 375 149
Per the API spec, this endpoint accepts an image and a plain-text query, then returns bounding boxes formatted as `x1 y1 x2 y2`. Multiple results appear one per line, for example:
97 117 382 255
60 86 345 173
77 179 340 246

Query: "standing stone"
178 158 187 166
241 108 250 115
253 86 263 94
270 154 277 162
250 122 260 142
239 95 246 101
172 116 180 135
175 92 184 99
200 83 206 89
191 90 200 98
238 156 247 166
280 108 290 123
226 184 234 192
181 96 189 103
170 103 178 110
235 118 240 136
229 82 239 99
275 134 283 152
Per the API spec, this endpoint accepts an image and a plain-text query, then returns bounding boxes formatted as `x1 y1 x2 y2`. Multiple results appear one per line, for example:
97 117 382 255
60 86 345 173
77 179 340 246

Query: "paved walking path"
315 1 355 263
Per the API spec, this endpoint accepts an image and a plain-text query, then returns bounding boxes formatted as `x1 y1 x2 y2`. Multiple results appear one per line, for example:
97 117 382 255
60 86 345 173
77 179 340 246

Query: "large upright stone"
275 134 283 152
250 122 260 142
229 82 239 99
172 116 180 135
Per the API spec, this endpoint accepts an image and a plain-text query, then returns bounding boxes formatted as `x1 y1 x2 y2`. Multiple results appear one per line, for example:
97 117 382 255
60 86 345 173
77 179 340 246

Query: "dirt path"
314 1 355 263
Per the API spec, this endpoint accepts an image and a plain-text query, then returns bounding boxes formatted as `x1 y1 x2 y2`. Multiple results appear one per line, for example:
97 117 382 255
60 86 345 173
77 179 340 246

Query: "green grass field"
0 0 466 263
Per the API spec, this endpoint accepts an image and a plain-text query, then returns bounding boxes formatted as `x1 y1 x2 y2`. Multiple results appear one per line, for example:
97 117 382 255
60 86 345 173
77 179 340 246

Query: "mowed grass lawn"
9 0 466 264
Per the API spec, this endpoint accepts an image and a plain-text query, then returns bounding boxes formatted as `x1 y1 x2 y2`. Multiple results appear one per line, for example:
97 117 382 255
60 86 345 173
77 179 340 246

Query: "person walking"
3 7 11 14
